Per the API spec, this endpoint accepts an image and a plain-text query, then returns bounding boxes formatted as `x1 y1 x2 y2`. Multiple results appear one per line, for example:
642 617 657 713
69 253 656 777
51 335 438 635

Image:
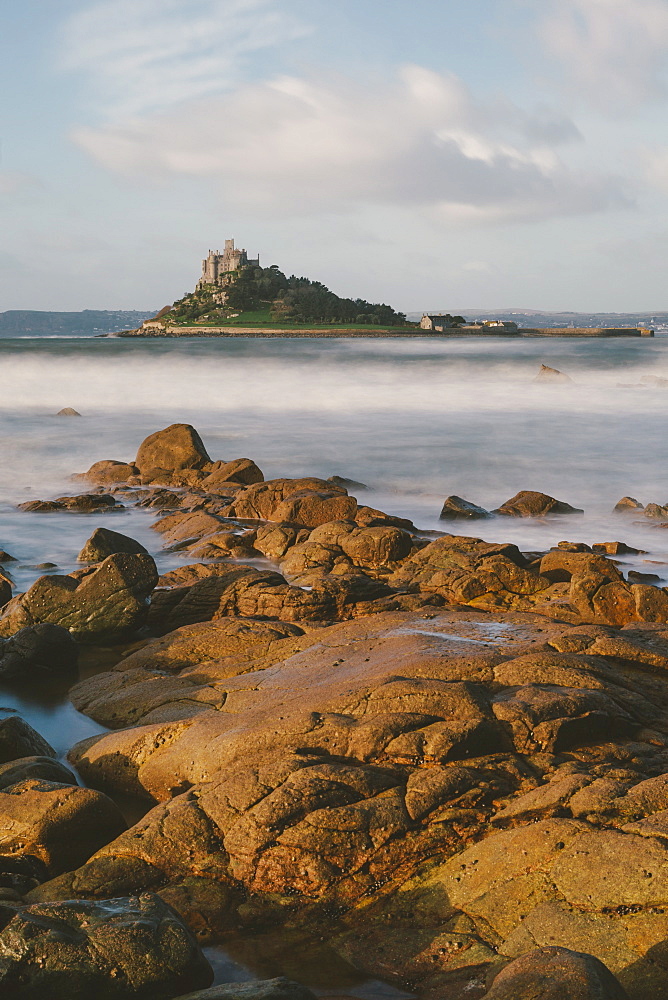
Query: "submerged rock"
136 423 212 474
0 894 213 999
533 364 573 383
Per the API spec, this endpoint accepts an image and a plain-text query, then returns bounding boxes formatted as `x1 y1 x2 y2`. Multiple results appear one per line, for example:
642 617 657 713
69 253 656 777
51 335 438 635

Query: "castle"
198 239 259 288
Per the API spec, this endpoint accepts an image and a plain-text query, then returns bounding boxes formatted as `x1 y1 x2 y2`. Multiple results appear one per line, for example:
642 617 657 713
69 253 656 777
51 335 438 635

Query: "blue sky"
2 0 668 312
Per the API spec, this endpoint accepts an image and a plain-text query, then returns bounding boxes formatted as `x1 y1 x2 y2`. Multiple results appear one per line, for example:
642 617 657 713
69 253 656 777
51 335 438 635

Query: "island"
116 240 654 338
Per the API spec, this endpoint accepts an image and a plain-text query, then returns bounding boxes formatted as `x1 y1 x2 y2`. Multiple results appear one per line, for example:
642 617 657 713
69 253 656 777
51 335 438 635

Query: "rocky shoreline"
3 422 668 997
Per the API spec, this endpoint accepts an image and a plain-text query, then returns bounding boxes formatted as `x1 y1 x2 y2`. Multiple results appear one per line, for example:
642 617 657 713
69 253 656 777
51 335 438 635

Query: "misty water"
2 332 668 990
2 334 668 581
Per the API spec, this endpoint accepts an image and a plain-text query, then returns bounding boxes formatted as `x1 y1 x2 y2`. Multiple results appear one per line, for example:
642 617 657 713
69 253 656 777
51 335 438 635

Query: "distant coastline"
114 324 654 338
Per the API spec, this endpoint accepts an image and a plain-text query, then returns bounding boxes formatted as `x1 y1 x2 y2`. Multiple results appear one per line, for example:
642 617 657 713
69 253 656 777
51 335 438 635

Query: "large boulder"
136 424 212 474
78 527 148 562
484 946 628 998
0 623 78 681
0 778 126 875
0 893 213 998
494 491 584 517
0 553 158 642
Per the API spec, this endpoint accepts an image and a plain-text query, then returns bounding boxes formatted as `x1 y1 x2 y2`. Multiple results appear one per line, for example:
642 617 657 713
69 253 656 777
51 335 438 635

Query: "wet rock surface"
0 552 158 642
0 893 213 998
9 423 668 1000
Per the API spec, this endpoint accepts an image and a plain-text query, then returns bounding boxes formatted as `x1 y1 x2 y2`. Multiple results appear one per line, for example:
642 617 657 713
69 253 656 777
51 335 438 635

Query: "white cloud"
72 64 630 224
537 0 668 110
60 0 309 118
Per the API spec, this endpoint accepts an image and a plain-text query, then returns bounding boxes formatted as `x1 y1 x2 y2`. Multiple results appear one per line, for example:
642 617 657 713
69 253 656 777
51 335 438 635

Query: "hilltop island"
117 239 654 338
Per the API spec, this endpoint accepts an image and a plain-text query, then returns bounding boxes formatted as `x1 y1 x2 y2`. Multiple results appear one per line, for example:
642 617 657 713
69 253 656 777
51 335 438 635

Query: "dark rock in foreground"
0 623 78 680
0 894 213 999
484 946 628 999
174 978 317 1000
0 553 158 642
0 717 55 763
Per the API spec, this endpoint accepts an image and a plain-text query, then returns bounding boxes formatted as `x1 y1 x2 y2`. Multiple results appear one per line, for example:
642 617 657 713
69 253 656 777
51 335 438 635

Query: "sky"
1 0 668 313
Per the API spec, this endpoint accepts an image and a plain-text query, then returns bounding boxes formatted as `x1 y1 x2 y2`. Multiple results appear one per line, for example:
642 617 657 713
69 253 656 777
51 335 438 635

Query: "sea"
1 331 668 990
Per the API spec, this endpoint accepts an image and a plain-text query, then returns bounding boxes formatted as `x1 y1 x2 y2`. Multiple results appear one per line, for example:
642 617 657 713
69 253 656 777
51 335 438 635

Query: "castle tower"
198 239 259 288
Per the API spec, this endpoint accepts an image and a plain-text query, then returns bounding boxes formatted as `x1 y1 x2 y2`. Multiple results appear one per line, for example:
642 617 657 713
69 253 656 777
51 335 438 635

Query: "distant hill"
0 310 156 338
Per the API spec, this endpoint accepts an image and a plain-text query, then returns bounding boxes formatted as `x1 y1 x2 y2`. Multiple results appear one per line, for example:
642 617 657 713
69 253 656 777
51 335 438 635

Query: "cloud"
60 0 309 118
0 171 42 199
72 64 630 224
537 0 668 111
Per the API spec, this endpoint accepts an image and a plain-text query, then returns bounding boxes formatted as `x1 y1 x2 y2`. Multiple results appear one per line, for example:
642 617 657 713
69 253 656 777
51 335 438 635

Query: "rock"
0 778 127 875
0 855 48 895
390 535 549 610
18 494 119 514
253 524 309 560
484 946 628 999
643 502 668 520
174 979 317 1000
118 619 305 674
439 496 491 520
614 496 644 513
533 364 573 383
136 423 212 474
0 756 76 791
0 578 10 610
0 552 16 563
0 717 55 762
228 479 356 527
0 893 213 998
328 475 370 491
56 407 81 416
0 623 78 681
74 460 140 485
0 553 158 642
78 527 148 562
592 542 645 555
201 459 264 487
494 491 584 517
